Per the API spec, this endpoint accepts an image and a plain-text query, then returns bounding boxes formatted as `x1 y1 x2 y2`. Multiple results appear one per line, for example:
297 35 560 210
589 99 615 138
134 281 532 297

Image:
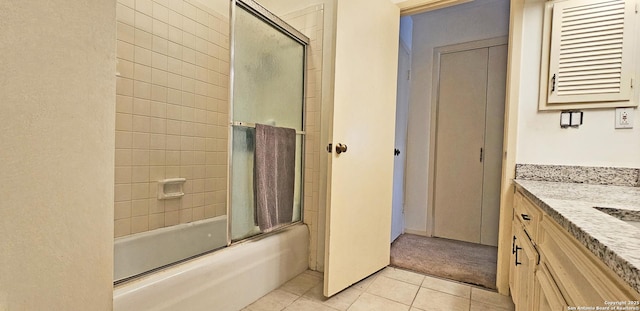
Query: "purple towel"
254 124 296 232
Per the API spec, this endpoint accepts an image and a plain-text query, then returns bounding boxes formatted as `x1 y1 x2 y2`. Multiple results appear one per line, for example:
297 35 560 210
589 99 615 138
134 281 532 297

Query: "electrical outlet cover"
615 107 634 129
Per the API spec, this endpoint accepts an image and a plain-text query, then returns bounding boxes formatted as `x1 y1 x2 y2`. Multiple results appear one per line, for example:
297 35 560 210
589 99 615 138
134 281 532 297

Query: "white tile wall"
115 2 326 274
115 0 229 237
282 5 325 271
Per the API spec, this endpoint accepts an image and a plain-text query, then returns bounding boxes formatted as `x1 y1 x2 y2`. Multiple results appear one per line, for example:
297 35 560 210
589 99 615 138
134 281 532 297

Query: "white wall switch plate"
560 112 571 127
570 111 583 126
615 108 634 129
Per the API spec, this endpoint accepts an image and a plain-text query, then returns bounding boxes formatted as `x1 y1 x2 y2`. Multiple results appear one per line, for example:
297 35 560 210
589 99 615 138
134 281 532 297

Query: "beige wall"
515 0 640 168
114 0 230 237
0 1 116 310
404 0 510 235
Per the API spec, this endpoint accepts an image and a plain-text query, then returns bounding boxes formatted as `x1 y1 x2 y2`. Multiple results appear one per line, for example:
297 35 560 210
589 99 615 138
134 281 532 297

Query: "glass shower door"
229 0 308 241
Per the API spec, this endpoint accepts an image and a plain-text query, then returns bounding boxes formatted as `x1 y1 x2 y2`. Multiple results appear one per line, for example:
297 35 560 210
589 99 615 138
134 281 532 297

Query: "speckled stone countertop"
514 179 640 294
516 164 640 187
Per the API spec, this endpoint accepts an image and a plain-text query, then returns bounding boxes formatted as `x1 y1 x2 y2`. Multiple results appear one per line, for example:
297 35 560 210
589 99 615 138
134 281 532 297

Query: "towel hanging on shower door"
254 123 296 232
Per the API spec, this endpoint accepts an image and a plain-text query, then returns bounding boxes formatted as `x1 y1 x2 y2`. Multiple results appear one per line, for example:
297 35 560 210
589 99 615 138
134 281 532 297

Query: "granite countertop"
514 179 640 294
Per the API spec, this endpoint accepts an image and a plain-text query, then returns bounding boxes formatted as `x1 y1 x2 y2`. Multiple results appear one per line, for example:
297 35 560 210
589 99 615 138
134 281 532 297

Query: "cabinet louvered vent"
555 0 625 96
541 0 636 108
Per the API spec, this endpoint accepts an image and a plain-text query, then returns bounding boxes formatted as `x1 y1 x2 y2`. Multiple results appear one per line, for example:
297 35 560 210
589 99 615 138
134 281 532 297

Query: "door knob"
336 143 348 154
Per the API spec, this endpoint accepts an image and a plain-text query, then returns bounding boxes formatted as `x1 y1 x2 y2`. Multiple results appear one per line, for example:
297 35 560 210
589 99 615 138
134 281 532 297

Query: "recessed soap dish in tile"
158 178 186 200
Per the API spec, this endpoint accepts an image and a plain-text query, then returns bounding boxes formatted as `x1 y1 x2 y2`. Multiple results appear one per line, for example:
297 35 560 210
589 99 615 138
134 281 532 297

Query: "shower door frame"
227 0 310 246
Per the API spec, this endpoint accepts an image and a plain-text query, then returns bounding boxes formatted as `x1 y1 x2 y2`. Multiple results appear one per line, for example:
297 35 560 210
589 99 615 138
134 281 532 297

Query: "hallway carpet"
390 234 498 289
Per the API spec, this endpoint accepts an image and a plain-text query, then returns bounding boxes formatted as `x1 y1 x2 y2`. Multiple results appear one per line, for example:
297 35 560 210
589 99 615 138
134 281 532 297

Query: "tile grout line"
408 285 421 310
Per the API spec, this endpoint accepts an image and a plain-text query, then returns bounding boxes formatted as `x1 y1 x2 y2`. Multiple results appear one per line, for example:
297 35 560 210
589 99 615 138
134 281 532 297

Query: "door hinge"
635 3 638 13
631 78 634 88
407 69 411 81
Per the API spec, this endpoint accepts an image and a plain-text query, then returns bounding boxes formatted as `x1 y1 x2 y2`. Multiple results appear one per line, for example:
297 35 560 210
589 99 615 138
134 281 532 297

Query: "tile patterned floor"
242 267 515 311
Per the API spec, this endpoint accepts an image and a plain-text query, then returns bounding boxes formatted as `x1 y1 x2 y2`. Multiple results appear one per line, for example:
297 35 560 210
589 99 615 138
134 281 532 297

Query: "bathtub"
113 223 309 311
114 216 229 281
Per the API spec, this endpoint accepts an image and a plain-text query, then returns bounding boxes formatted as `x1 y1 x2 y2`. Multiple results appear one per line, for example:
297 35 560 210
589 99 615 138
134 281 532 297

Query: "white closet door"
434 48 489 244
481 45 507 246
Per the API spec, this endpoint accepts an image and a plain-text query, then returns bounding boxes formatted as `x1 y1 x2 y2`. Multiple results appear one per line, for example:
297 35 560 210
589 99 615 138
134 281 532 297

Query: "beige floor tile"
412 288 470 311
246 289 299 311
303 283 363 311
347 292 410 311
470 300 513 311
284 298 340 311
421 276 471 298
366 275 420 305
304 270 324 279
380 267 425 285
470 288 514 310
280 272 323 296
350 272 380 291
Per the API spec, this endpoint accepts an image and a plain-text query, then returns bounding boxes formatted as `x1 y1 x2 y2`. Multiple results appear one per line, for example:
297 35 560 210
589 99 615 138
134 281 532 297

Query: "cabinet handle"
521 214 531 221
515 246 523 266
512 236 517 254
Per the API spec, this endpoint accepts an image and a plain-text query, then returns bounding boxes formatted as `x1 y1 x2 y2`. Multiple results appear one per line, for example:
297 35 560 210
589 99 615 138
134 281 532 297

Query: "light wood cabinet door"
534 263 568 311
510 222 537 311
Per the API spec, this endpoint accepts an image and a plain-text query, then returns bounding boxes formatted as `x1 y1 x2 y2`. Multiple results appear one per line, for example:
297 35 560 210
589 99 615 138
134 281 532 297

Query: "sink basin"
594 207 640 229
626 221 640 230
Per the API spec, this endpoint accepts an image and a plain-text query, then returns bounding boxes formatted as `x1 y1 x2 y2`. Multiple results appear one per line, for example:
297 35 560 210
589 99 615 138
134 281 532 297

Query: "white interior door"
323 0 400 297
391 41 411 243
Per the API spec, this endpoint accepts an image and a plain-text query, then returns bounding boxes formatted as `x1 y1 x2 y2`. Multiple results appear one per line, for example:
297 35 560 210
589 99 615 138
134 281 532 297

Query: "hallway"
242 267 514 311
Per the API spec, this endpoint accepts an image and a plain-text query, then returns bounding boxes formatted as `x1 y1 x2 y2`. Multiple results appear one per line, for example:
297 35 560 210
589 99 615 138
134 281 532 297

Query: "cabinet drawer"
514 191 542 240
537 216 640 306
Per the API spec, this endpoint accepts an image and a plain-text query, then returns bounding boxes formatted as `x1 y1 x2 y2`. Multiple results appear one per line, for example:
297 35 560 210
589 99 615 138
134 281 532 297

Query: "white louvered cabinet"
539 0 638 110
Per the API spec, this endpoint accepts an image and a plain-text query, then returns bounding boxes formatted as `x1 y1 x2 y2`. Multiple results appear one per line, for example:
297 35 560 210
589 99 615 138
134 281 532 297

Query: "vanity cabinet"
510 221 536 311
511 189 640 310
537 213 640 306
533 263 568 311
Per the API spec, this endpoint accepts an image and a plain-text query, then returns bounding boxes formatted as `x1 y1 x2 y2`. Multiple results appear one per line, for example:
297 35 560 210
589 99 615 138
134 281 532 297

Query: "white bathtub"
113 223 309 311
114 216 229 281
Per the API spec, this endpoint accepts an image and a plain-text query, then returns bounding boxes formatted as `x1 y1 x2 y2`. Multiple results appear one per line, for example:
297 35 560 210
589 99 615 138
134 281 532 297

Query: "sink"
626 221 640 230
594 207 640 229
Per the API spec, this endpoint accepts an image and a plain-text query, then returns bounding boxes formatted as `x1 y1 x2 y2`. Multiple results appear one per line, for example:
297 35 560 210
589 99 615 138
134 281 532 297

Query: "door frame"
314 0 524 295
391 38 412 243
398 0 525 295
427 36 508 238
